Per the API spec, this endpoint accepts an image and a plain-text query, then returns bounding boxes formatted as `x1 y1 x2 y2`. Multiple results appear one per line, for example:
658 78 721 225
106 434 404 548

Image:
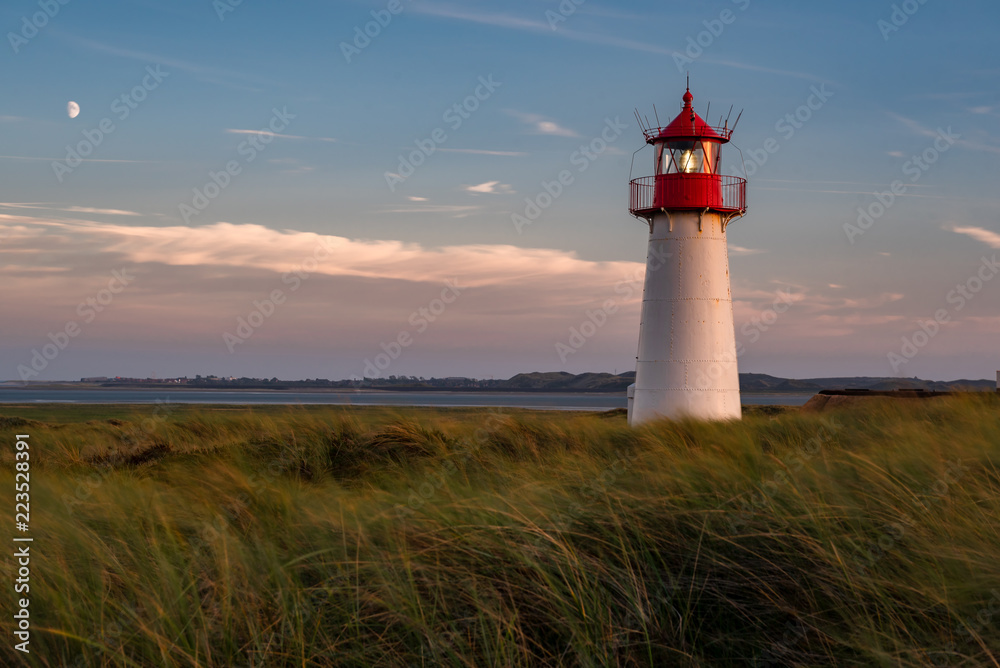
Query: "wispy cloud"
906 91 988 101
0 203 141 216
464 181 514 195
757 178 933 188
950 225 1000 248
414 4 546 32
413 4 678 58
505 110 577 137
226 129 336 143
63 206 141 216
576 7 646 21
729 245 766 256
413 4 830 83
837 293 905 309
265 158 316 174
730 284 907 340
809 313 906 332
375 204 484 218
62 35 270 90
0 155 156 164
889 111 1000 155
438 148 528 156
755 186 960 200
700 58 833 84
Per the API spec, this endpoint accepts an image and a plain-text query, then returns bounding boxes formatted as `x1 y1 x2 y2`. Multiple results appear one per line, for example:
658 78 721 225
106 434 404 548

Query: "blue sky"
2 0 999 382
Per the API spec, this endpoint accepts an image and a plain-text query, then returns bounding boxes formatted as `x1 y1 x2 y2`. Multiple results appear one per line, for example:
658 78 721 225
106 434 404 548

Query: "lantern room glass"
657 140 720 175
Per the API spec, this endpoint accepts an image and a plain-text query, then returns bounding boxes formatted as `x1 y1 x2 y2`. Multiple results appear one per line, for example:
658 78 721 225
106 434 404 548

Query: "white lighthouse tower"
627 87 747 426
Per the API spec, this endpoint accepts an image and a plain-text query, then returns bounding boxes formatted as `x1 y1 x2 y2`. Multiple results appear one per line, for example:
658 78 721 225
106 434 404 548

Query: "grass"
0 397 998 666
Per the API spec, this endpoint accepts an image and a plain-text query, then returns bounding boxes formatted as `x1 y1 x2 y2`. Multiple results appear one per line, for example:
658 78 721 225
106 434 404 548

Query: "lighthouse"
627 86 747 426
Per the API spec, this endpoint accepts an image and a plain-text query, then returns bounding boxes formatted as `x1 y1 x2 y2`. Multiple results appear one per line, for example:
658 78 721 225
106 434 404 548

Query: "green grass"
1 397 998 667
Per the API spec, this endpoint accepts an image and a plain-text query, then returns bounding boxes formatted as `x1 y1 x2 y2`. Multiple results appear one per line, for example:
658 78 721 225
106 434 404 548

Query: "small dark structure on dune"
804 388 955 412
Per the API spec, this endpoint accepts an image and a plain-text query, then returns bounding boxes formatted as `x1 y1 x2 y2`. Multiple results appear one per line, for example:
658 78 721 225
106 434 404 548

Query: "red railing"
630 174 746 216
641 124 734 143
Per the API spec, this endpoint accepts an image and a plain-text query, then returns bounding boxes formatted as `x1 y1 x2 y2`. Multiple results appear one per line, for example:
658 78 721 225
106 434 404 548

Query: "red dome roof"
652 89 730 143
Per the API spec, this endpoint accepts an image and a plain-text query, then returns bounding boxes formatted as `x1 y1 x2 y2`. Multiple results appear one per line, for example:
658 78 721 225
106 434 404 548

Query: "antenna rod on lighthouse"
732 109 744 132
652 104 661 128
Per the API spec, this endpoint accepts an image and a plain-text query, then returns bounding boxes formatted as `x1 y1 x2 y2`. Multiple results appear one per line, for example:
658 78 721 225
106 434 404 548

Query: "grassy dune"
1 397 999 667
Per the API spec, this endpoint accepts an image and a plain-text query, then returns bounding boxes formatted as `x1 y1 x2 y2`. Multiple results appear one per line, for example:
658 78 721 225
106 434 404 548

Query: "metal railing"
640 124 734 143
720 175 746 212
629 176 656 214
629 174 746 216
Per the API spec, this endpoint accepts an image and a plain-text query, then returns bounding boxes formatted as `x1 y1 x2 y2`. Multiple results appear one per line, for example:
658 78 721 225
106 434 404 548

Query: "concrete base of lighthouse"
628 209 741 426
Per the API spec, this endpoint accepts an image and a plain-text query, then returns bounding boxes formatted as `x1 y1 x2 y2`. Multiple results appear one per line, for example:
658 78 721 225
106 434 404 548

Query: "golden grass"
0 397 997 666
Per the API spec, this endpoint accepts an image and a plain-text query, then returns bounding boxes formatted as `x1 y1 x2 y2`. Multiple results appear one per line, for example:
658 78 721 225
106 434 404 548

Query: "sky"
1 0 999 383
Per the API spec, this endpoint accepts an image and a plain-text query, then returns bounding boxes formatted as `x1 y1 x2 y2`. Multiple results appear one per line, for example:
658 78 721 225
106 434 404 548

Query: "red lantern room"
629 87 746 218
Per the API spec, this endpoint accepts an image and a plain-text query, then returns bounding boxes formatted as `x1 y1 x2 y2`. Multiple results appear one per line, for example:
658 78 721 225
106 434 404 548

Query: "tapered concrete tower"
627 87 747 426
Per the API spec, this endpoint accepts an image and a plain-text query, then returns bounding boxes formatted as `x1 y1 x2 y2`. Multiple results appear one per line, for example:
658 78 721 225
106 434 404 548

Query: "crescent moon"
67 101 80 119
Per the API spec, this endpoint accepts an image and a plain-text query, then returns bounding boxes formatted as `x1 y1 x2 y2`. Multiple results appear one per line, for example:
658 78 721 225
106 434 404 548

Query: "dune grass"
1 397 998 667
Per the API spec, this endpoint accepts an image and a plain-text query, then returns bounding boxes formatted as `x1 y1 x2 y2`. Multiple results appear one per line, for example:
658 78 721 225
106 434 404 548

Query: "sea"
0 388 815 410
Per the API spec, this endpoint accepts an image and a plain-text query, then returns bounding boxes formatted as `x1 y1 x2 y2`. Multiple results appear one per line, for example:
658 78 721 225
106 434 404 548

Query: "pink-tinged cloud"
2 215 994 381
0 215 651 379
504 110 578 137
0 215 639 289
464 181 515 195
951 225 1000 248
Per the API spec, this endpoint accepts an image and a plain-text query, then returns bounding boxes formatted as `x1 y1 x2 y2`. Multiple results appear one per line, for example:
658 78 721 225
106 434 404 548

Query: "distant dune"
496 371 996 394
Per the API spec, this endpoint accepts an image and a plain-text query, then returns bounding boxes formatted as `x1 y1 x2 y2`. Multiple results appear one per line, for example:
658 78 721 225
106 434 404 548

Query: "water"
0 388 815 410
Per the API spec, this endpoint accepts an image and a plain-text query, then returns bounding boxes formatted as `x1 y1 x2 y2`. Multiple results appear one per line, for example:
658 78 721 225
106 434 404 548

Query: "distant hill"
738 373 822 393
499 372 635 392
741 374 996 393
37 371 994 394
496 372 995 394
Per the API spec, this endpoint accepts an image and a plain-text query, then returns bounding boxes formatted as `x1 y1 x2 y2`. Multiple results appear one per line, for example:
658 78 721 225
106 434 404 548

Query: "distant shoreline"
0 384 828 396
3 370 995 395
